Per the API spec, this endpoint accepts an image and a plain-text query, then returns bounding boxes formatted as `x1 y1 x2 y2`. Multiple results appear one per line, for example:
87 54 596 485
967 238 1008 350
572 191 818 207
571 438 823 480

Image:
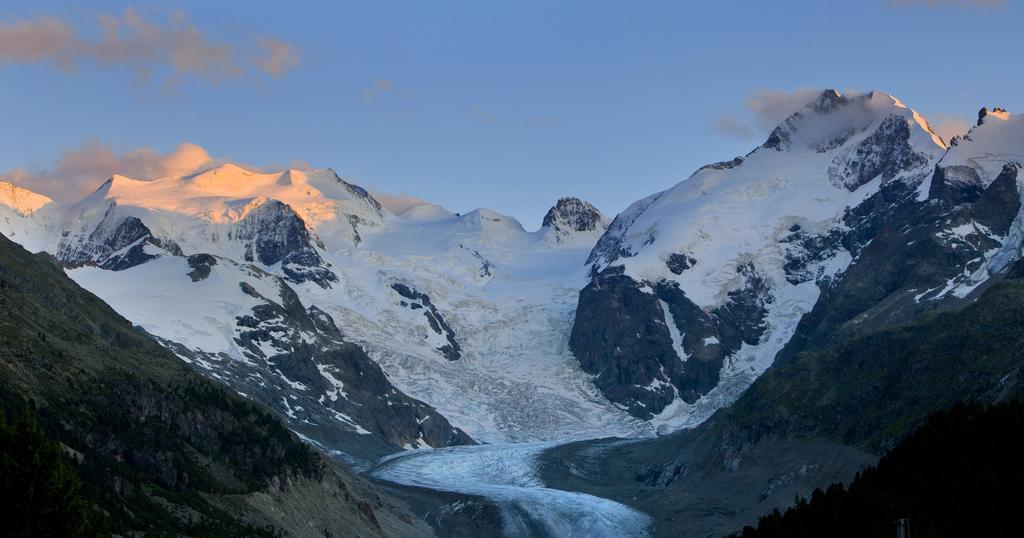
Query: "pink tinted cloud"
369 191 431 215
4 141 214 202
0 9 301 85
928 115 972 143
254 38 302 78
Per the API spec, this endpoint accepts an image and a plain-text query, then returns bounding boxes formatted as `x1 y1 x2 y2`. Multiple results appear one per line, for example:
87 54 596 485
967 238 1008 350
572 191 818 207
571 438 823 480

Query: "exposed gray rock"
232 199 337 287
828 114 929 191
186 253 217 282
542 197 608 235
391 282 462 361
56 211 182 271
569 263 773 418
665 253 696 275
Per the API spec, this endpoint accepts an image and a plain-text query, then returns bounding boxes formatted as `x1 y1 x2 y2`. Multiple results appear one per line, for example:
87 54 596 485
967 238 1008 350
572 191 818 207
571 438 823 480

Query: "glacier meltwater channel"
370 442 652 537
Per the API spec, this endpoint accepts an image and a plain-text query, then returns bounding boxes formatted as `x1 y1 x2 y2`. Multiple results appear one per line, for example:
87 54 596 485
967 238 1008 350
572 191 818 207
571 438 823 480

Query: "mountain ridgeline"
570 92 1023 428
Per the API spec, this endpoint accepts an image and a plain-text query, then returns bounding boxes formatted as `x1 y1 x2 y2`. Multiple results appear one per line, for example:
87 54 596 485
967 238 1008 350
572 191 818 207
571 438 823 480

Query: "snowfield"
371 442 652 537
303 230 650 442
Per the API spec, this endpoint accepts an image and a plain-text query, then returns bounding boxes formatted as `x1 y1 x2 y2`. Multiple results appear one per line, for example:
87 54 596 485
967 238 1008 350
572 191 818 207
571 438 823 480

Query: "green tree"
0 407 103 537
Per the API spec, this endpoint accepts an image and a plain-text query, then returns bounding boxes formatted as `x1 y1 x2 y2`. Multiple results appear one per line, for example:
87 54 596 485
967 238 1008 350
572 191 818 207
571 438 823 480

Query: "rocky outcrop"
827 114 930 191
392 283 462 361
233 199 337 287
571 264 773 418
56 210 182 271
541 197 610 243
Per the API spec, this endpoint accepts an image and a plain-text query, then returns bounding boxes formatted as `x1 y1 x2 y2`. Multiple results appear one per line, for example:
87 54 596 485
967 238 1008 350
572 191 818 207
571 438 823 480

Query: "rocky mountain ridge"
570 90 1023 431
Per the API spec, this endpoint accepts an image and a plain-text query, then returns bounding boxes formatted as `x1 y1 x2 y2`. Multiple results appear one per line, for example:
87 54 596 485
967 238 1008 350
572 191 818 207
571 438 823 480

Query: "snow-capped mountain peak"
0 181 52 216
53 163 388 274
764 89 946 155
934 107 1023 199
574 89 954 426
978 106 1012 126
102 164 382 231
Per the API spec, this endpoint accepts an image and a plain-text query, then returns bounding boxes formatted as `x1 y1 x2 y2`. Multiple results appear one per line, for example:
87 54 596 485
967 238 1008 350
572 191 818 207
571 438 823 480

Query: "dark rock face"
570 273 679 418
776 164 1019 365
233 199 337 287
542 197 606 233
569 265 773 418
928 164 985 204
665 253 696 275
392 283 462 361
968 163 1021 236
828 115 928 191
57 211 182 271
186 253 217 282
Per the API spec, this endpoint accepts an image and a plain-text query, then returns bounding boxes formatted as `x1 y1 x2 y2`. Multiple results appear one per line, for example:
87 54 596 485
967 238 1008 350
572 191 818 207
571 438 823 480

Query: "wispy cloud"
369 191 431 215
888 0 1003 8
362 78 394 99
253 37 302 79
714 115 755 139
745 88 823 130
0 8 301 85
928 115 972 142
715 88 821 140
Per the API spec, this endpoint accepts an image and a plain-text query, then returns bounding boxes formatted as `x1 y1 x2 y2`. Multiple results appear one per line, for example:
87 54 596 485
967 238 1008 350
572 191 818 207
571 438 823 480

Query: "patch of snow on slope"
659 299 687 362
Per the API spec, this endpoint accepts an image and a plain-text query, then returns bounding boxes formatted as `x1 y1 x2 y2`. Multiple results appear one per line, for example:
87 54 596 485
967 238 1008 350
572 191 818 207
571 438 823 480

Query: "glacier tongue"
371 442 652 537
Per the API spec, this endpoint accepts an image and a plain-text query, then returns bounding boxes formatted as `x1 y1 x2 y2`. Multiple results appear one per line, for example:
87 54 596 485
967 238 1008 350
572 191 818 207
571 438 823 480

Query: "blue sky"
2 0 1021 228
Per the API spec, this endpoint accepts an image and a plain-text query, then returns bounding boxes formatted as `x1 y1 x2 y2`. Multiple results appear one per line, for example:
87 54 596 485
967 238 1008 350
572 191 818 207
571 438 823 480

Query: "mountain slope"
70 253 473 462
542 266 1024 537
0 172 645 445
569 91 1019 434
539 96 1024 536
739 399 1024 538
0 232 431 537
572 91 947 425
